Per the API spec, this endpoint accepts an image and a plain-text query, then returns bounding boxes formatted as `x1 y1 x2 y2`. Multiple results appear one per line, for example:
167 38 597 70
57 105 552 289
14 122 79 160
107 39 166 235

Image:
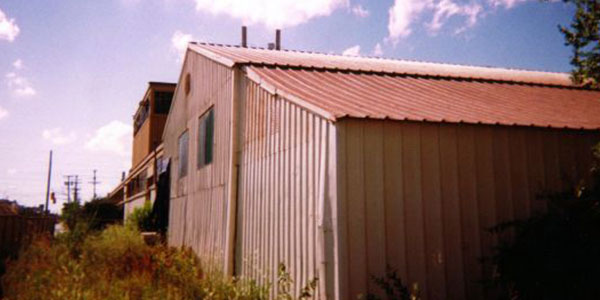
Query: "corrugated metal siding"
236 78 333 297
249 66 600 130
165 50 233 269
335 119 599 300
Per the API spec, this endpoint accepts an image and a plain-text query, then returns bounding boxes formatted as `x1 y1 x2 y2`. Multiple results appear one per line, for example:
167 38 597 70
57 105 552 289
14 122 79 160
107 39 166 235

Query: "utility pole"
64 175 72 203
44 150 53 214
73 175 80 203
64 175 76 203
89 169 100 199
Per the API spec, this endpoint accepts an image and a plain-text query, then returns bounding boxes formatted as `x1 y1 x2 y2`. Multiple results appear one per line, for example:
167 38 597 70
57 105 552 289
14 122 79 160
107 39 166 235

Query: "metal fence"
0 215 57 297
0 215 57 259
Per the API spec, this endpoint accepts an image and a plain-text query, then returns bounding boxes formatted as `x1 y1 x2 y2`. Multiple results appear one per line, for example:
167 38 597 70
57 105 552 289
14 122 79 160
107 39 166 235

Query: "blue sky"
0 0 576 211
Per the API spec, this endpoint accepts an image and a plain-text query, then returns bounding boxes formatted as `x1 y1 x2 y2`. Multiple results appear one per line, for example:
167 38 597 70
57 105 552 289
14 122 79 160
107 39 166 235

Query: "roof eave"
337 115 600 131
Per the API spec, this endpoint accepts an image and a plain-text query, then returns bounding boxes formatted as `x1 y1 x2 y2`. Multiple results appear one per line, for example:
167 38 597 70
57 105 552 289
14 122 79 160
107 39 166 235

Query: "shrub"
1 225 204 300
489 144 600 299
126 201 154 232
81 199 123 230
1 225 318 300
61 201 83 232
361 267 420 300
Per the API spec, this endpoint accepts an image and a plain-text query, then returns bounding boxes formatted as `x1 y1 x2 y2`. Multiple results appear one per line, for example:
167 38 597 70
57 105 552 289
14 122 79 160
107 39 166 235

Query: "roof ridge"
191 42 580 87
194 42 569 77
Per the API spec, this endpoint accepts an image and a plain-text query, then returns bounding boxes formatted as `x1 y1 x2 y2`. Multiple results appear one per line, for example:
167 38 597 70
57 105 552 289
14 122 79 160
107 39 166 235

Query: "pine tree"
560 0 600 87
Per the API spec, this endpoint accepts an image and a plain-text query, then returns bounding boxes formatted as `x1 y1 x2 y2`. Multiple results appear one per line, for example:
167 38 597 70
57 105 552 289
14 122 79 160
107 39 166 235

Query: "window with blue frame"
178 130 189 178
197 108 214 169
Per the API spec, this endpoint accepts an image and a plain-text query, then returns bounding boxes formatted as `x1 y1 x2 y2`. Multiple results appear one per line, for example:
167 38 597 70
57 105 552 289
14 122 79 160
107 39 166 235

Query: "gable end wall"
165 51 234 270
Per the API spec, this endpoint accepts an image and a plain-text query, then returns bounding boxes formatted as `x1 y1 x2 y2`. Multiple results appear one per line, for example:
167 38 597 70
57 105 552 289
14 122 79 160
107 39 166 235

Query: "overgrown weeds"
361 267 420 300
1 224 317 299
488 143 600 299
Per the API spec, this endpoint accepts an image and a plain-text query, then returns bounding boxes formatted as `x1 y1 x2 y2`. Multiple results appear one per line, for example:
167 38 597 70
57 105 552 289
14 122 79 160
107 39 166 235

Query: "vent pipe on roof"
241 26 247 48
275 29 281 50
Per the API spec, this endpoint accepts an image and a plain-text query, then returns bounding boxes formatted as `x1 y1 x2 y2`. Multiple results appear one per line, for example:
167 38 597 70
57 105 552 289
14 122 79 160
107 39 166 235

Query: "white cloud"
42 128 77 145
342 45 360 56
85 120 132 157
0 8 19 42
489 0 528 9
194 0 349 28
427 0 482 34
0 105 8 120
171 30 194 61
6 72 36 97
12 59 23 70
351 4 369 18
387 0 431 43
386 0 519 44
373 43 383 56
453 3 483 34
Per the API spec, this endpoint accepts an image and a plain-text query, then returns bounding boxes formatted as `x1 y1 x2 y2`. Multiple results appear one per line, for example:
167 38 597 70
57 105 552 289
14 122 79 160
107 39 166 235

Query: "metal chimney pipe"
241 26 247 48
275 29 281 50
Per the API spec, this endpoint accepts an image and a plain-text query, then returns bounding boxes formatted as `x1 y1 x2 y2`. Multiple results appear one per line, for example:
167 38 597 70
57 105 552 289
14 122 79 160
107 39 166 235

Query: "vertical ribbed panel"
236 79 331 297
164 50 600 300
336 119 599 300
165 51 233 270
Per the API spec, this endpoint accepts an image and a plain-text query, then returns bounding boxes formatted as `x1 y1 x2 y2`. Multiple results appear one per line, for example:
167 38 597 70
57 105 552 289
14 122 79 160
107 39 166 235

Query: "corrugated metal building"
162 43 600 299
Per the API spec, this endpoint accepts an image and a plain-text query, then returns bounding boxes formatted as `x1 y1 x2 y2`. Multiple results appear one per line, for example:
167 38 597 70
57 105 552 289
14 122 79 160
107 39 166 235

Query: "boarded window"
178 130 189 178
197 108 214 169
154 91 174 114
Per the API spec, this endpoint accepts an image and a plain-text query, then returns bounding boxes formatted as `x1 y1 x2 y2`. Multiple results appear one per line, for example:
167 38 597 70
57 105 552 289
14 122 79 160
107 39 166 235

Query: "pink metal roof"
190 43 600 130
191 43 572 86
250 66 600 129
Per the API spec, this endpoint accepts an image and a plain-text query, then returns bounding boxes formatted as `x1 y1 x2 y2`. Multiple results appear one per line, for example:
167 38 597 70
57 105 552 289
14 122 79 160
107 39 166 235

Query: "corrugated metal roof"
190 43 572 86
189 43 600 130
250 66 600 129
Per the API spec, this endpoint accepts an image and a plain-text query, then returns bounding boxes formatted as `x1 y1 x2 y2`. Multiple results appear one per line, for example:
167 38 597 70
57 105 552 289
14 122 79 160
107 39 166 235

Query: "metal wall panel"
164 49 600 300
164 50 233 270
235 78 333 298
335 119 599 300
